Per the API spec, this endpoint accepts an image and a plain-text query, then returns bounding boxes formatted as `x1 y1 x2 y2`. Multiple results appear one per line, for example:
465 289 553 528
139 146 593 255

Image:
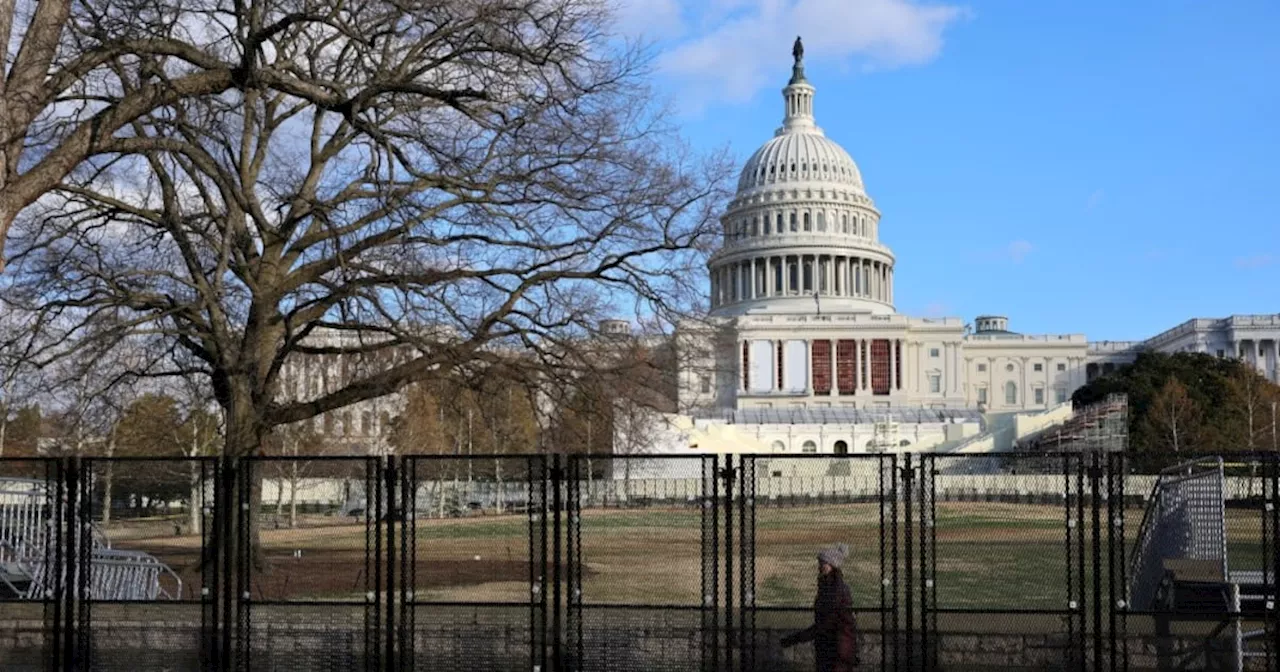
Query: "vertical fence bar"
384 456 397 671
738 455 756 672
723 456 734 672
1076 453 1087 672
528 456 547 672
925 455 938 671
400 457 415 672
703 454 720 672
889 454 899 672
75 457 92 672
1091 452 1104 672
1063 454 1076 672
1270 454 1279 670
551 454 564 671
901 455 914 671
1106 452 1120 672
237 458 252 672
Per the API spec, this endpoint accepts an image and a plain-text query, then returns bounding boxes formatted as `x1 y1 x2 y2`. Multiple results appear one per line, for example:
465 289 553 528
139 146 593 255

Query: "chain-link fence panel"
920 453 1086 671
739 454 896 672
565 455 717 672
403 455 546 672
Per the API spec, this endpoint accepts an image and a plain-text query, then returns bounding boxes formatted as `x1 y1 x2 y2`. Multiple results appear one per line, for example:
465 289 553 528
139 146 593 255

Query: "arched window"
816 212 825 231
763 215 771 235
842 213 849 233
777 213 784 233
803 212 811 231
772 440 787 453
751 217 759 236
1005 381 1017 405
834 440 849 455
802 440 818 453
790 212 798 232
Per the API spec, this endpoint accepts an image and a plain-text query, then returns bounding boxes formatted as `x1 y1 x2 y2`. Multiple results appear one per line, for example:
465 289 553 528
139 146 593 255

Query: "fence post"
722 456 735 672
383 455 397 671
550 454 563 671
900 455 915 671
1270 455 1279 670
1090 452 1104 672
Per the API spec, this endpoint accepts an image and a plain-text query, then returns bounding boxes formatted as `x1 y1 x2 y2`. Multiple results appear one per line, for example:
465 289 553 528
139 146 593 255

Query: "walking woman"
780 543 860 671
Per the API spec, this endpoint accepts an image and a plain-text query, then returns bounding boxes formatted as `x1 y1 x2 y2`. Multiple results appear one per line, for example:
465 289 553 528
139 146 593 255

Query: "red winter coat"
782 570 860 672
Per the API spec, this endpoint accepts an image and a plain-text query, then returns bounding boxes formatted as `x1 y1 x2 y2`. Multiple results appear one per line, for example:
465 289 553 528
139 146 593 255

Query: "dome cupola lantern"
708 38 896 317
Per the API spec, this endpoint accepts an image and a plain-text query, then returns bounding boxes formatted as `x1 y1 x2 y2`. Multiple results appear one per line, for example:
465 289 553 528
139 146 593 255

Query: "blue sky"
619 0 1280 341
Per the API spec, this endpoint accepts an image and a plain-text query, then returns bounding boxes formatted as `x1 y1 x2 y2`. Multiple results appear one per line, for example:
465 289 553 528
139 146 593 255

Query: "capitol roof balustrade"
1087 341 1144 354
966 333 1087 343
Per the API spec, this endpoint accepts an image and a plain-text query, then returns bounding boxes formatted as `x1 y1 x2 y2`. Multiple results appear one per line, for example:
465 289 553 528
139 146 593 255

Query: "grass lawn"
115 501 1272 608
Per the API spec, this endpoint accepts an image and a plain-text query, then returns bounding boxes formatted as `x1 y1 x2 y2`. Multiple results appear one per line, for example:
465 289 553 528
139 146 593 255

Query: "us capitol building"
648 39 1280 457
278 40 1280 458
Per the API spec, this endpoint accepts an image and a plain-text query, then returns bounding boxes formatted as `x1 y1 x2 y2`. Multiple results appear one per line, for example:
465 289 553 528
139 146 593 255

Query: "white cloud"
1007 240 1033 264
1234 254 1275 270
1086 188 1105 211
614 0 687 40
655 0 967 109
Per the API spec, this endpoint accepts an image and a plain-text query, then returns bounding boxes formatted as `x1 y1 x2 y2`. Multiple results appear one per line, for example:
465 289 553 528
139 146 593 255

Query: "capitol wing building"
645 41 1280 461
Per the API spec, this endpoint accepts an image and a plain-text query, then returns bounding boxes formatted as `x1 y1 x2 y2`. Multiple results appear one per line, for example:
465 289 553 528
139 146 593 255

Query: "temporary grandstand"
0 477 182 600
1127 457 1276 670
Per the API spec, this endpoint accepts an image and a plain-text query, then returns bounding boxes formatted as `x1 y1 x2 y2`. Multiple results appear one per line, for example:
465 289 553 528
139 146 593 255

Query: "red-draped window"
870 339 891 395
837 340 857 394
812 340 832 394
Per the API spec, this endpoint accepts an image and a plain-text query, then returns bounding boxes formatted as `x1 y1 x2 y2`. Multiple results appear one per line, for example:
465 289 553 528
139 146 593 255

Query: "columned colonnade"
711 254 893 307
739 336 905 396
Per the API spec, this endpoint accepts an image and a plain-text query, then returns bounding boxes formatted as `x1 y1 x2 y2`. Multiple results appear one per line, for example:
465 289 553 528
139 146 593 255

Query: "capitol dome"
709 38 895 318
737 124 864 192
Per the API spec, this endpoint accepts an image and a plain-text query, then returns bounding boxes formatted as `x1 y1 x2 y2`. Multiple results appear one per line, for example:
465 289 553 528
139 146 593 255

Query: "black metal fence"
0 452 1275 671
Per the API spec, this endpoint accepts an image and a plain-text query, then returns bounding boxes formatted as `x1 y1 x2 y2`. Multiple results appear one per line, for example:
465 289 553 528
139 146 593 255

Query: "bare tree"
1144 376 1202 456
6 0 729 461
4 1 726 611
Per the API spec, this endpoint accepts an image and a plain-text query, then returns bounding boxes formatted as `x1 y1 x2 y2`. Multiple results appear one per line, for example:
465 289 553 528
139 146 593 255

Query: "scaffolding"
1015 393 1129 455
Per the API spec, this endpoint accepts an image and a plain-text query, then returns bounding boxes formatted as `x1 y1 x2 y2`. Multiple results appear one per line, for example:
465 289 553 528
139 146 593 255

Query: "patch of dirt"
137 544 566 601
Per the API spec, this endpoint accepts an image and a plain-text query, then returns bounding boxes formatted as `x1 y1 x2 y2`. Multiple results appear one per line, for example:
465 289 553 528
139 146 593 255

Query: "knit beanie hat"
817 543 849 569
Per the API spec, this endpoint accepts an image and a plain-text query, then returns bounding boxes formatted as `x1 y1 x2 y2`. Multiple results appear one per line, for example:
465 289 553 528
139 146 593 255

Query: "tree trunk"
187 462 201 535
275 471 284 520
288 461 298 529
101 430 116 525
494 458 504 515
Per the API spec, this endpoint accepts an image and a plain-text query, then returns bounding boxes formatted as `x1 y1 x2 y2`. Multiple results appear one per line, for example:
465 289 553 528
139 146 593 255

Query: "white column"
826 256 834 295
1021 356 1029 409
853 338 861 392
889 338 897 394
806 340 814 395
830 339 838 396
916 341 925 395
